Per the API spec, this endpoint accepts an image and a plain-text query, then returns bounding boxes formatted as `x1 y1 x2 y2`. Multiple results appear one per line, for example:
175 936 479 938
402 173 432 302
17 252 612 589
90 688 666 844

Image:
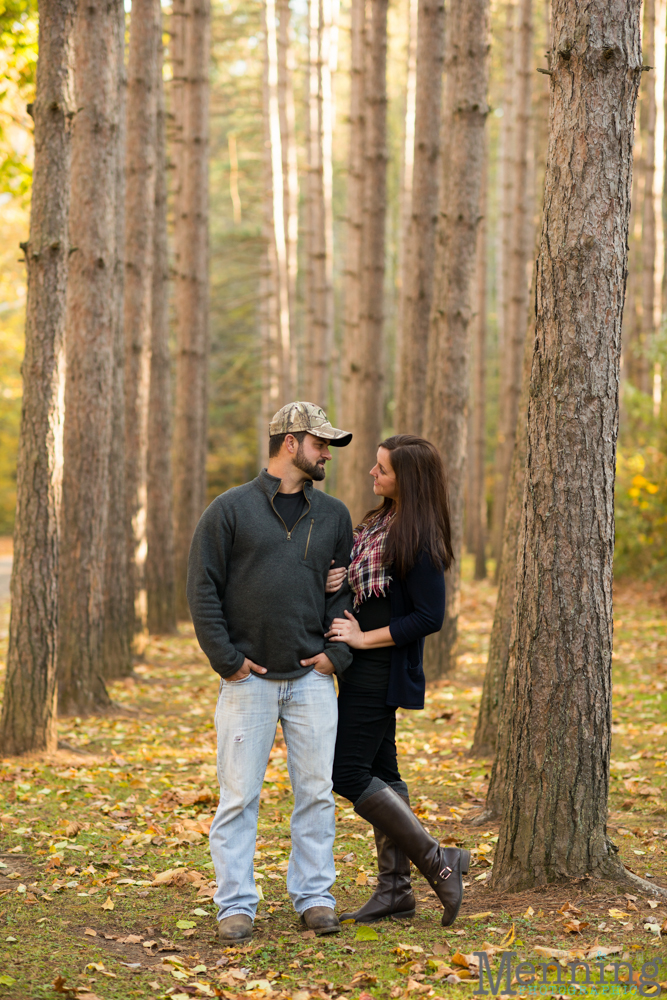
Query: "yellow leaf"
499 923 515 947
465 911 494 920
356 872 368 886
608 908 630 920
451 951 469 968
524 906 534 917
101 896 114 911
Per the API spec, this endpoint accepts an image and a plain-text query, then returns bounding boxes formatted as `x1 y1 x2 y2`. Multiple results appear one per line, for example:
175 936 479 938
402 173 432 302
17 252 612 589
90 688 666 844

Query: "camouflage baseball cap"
269 401 353 447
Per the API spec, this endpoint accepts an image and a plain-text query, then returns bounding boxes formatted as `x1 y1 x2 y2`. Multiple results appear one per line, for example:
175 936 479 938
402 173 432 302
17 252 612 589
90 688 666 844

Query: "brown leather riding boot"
354 785 469 927
340 795 415 924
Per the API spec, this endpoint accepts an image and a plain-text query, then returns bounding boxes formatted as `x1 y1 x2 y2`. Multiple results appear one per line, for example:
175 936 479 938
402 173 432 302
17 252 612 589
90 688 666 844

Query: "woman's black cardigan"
386 551 445 710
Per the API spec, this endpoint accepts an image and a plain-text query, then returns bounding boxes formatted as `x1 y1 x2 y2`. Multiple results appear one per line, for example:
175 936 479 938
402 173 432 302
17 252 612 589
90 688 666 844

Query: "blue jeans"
209 668 338 922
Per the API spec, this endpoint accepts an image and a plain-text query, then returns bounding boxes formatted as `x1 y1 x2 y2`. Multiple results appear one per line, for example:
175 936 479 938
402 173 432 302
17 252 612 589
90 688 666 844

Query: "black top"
342 593 392 690
273 490 308 532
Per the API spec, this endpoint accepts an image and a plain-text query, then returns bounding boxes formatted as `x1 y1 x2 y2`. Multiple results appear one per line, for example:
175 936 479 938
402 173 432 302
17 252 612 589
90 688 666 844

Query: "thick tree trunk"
491 0 642 892
491 0 532 574
0 0 77 754
339 0 388 526
395 0 445 436
470 151 487 582
173 0 211 618
123 0 159 641
102 0 132 679
146 17 176 635
654 0 666 416
422 0 489 679
57 0 122 716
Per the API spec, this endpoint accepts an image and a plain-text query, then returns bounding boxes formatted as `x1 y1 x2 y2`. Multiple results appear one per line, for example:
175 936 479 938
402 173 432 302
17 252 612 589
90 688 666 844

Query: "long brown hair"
361 435 454 577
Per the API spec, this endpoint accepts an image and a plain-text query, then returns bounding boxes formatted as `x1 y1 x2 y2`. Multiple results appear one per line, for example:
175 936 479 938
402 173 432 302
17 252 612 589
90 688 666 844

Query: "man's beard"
294 443 326 481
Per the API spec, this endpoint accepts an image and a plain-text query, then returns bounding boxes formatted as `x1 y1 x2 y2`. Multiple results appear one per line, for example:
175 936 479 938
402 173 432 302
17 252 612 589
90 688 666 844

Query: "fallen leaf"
524 906 534 918
355 925 378 942
609 908 630 920
356 872 368 886
175 920 196 929
451 951 469 968
465 911 494 920
84 928 97 937
101 897 114 911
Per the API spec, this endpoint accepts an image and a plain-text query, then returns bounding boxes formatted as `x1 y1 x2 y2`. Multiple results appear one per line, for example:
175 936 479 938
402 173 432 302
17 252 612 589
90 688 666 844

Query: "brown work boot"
300 906 341 935
217 913 253 942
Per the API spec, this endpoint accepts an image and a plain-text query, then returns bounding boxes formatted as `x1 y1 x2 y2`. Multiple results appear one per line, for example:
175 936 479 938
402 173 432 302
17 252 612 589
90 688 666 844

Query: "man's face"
292 434 332 481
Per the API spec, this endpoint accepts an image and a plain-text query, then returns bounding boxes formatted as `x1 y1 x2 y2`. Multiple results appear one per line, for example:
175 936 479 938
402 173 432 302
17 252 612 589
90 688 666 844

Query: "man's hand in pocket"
300 652 335 675
227 657 267 682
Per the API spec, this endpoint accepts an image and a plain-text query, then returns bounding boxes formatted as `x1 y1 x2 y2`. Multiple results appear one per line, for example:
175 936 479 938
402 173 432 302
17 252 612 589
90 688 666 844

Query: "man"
187 402 354 944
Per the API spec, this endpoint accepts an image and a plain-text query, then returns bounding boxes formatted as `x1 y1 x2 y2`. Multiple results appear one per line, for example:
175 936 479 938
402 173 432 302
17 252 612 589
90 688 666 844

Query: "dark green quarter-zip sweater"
187 469 354 680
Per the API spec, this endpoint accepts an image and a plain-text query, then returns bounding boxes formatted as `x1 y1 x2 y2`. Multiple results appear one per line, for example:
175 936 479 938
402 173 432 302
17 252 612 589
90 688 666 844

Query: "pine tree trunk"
277 0 298 386
339 0 388 526
102 0 132 680
470 150 487 582
491 0 532 574
305 0 329 408
0 0 77 754
491 0 642 891
57 0 123 716
394 0 418 432
422 0 489 679
173 0 211 618
321 0 338 407
339 0 367 519
146 16 176 635
123 0 160 642
395 0 445 436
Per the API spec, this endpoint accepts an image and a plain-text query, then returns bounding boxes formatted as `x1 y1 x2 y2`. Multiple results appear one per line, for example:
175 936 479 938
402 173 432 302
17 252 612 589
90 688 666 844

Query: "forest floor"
0 560 666 1000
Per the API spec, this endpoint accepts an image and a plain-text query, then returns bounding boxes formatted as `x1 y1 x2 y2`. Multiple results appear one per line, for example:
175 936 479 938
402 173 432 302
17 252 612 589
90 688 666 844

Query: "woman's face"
370 447 398 501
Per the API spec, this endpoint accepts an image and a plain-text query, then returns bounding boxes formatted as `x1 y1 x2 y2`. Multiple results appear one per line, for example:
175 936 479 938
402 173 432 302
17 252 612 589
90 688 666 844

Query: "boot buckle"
439 865 453 881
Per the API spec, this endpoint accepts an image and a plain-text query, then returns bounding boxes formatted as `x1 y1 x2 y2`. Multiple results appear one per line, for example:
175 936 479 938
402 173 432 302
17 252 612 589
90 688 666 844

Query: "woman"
324 435 469 927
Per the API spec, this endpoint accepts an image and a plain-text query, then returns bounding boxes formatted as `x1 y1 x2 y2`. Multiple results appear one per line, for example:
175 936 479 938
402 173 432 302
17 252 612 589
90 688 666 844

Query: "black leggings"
332 681 408 806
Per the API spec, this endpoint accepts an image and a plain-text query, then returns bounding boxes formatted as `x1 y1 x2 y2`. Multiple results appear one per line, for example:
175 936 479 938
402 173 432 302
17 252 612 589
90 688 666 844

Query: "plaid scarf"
348 510 394 608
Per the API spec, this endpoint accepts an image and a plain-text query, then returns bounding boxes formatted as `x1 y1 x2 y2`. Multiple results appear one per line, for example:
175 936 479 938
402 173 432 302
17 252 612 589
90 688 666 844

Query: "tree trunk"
395 0 445 436
321 0 338 408
654 0 666 417
339 0 388 526
102 0 132 679
146 15 176 635
470 149 487 582
395 0 418 434
491 0 642 892
305 0 331 409
123 0 159 643
491 0 532 575
277 0 298 387
0 0 77 754
421 0 489 679
173 0 211 618
57 0 122 716
470 278 533 766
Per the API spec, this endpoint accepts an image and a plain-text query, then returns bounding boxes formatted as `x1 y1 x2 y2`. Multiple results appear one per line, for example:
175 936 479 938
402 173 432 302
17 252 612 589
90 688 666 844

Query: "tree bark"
146 14 176 635
123 0 159 641
491 0 642 892
470 149 488 582
421 0 489 679
277 0 298 388
57 0 122 716
491 0 532 574
339 0 388 526
395 0 445 436
0 0 77 754
173 0 211 619
102 0 132 679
